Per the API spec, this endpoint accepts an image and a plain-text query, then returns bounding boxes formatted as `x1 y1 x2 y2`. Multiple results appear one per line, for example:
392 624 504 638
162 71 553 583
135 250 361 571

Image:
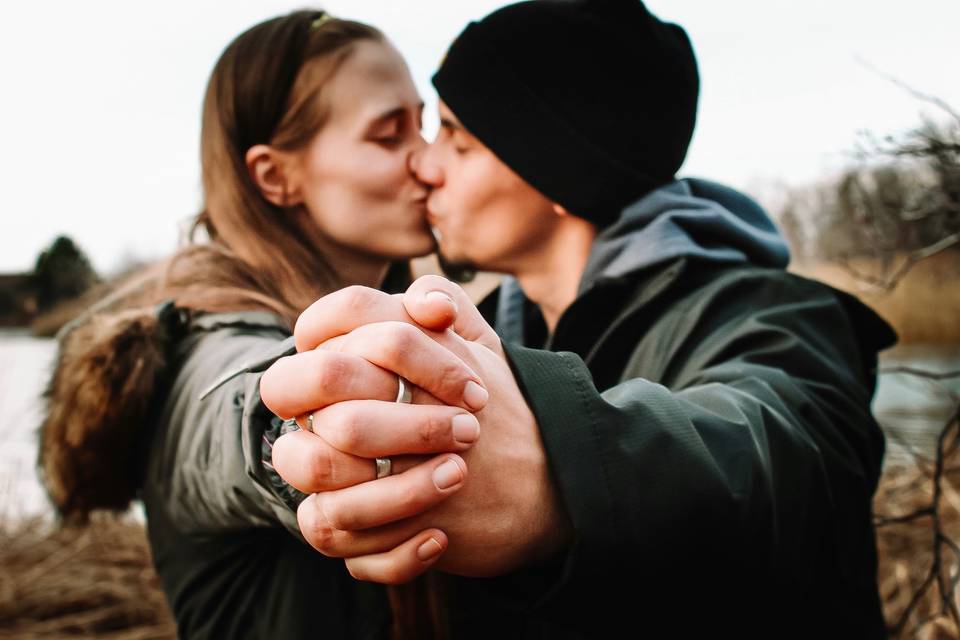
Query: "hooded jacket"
469 178 894 637
58 178 894 638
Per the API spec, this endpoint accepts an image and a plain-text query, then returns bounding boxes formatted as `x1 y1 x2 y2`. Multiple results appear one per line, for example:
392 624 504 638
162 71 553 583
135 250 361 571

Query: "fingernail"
463 380 488 411
417 537 444 562
426 290 457 313
452 413 480 444
433 459 463 490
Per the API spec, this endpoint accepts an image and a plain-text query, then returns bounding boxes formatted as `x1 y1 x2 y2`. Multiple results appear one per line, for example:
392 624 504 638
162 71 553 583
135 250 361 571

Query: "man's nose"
408 144 443 187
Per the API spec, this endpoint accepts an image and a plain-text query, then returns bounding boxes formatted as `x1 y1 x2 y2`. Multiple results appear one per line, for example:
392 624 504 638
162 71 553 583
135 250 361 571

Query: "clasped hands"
260 275 572 585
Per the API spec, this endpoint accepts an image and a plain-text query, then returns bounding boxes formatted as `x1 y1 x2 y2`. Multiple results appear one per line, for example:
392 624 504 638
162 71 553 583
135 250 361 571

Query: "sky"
1 0 958 274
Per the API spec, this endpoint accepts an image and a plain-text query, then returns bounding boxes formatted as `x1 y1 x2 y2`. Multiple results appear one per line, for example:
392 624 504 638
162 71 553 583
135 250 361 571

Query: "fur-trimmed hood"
38 302 188 520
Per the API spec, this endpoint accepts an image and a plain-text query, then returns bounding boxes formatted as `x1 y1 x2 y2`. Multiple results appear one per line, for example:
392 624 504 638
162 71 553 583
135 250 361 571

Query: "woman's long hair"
41 7 380 522
38 11 444 639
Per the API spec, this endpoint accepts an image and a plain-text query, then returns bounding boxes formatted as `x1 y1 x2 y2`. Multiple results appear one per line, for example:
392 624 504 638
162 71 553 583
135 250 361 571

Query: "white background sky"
1 0 957 274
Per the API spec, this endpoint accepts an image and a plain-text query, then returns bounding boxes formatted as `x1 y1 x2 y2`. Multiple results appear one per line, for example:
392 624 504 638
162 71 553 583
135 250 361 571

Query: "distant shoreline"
4 252 958 344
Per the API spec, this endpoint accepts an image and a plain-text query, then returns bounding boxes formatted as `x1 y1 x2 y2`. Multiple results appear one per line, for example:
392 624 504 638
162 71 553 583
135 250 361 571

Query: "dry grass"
0 514 175 639
0 463 953 639
794 251 960 345
29 299 88 339
876 457 960 639
0 469 948 640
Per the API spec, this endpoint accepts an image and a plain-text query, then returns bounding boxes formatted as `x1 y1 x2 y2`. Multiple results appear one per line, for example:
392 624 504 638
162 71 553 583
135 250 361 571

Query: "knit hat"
432 0 699 227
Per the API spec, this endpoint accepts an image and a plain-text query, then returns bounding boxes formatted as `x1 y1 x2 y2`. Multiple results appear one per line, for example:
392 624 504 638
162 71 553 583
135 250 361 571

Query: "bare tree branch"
880 367 960 381
839 232 960 291
881 404 960 637
855 56 960 125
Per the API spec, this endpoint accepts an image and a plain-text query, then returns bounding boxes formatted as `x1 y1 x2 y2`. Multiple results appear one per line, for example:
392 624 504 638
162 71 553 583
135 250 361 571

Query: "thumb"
402 275 501 352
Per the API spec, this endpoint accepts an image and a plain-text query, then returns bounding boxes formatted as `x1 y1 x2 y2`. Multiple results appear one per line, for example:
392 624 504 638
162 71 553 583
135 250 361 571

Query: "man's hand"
259 276 573 583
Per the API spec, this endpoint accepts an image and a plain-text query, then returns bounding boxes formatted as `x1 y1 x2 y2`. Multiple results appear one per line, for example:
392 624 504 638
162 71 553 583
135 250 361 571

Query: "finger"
271 430 426 493
402 275 502 353
294 286 411 353
297 494 433 558
335 321 488 411
344 530 448 585
317 454 466 531
311 400 480 457
260 348 436 420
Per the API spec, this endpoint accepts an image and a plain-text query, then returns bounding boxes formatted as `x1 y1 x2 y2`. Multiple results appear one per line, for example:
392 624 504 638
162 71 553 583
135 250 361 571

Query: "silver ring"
395 375 412 404
375 377 408 479
297 413 314 432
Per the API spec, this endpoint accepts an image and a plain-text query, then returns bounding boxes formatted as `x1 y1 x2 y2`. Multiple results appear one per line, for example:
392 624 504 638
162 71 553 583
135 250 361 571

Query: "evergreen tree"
32 236 98 311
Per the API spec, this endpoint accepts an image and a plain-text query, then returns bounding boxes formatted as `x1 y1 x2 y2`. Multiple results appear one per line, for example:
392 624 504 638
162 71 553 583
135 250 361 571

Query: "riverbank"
16 251 960 344
0 514 175 639
0 455 952 638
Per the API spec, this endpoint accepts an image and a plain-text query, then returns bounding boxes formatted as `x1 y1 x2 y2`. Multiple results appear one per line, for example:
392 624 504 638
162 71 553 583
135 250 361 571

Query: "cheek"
304 152 412 235
363 146 413 191
441 161 552 263
452 162 522 229
439 160 492 225
298 143 431 257
318 149 406 204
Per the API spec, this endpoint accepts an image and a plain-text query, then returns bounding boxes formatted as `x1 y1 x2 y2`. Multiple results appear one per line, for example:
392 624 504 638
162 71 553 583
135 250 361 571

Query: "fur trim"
38 309 168 521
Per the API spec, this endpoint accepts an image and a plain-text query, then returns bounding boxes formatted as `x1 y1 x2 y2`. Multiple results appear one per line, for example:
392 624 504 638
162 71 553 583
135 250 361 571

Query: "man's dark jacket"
139 179 895 638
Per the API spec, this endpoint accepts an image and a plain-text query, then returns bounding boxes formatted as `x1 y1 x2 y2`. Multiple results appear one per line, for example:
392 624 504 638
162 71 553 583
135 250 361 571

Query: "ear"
551 203 571 217
245 144 303 207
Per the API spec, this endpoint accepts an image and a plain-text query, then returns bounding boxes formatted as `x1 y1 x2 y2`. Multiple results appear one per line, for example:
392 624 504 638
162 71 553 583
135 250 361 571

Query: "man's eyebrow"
439 117 464 132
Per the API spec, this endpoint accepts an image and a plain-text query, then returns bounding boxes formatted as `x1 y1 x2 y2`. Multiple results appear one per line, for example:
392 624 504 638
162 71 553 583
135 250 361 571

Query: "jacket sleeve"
142 323 304 538
499 272 891 632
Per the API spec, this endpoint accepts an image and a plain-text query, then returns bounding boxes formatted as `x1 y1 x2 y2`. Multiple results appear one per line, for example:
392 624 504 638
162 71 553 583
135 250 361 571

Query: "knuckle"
307 442 335 489
311 353 352 397
338 285 384 320
417 412 449 446
395 484 424 512
379 322 417 363
328 406 364 452
435 358 467 392
321 497 350 531
299 498 337 555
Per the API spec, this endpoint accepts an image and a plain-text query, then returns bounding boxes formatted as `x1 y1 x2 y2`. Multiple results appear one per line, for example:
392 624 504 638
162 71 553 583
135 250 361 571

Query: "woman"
38 10 454 639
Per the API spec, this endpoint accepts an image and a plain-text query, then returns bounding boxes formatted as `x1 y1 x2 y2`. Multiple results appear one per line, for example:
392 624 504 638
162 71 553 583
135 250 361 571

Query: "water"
0 330 57 520
874 344 960 464
0 334 957 522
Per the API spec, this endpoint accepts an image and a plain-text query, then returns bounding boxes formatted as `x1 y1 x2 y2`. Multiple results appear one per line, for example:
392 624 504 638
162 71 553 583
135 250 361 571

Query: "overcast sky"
1 0 957 274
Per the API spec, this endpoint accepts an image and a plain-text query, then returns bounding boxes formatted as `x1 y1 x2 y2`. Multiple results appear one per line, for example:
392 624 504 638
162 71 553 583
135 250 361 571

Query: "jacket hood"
579 178 789 288
38 303 287 521
496 178 790 343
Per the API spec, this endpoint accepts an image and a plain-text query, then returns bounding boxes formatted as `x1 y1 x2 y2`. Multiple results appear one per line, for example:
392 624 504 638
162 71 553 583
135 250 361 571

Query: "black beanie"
432 0 699 227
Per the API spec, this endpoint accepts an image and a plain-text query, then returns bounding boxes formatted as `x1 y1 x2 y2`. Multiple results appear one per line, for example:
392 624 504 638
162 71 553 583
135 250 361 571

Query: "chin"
436 247 478 283
390 232 437 260
436 239 471 265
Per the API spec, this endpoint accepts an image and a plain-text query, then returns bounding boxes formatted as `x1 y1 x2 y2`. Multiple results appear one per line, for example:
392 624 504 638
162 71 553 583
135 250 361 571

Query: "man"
260 0 894 635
